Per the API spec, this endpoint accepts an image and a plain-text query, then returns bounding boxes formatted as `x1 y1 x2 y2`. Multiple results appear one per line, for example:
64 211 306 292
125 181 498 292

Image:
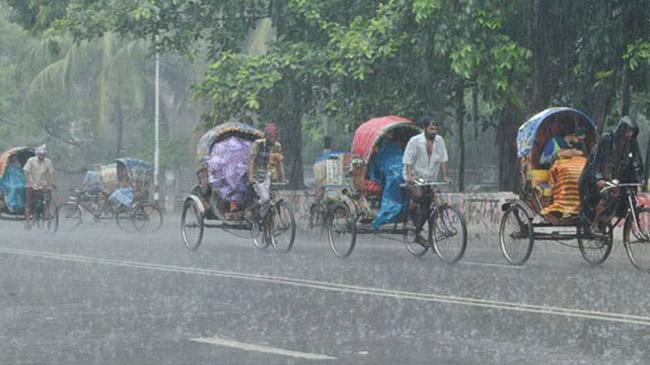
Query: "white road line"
2 247 650 327
189 336 337 360
460 260 524 269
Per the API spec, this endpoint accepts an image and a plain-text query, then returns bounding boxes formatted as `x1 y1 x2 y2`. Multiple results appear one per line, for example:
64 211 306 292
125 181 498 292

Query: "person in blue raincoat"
1 156 26 212
368 132 407 229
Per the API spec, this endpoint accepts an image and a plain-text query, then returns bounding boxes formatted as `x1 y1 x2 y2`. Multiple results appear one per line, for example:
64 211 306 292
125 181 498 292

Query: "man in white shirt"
402 116 450 243
23 144 55 229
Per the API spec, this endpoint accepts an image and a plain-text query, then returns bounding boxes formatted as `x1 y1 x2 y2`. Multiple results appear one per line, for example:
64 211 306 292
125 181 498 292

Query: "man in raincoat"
579 116 644 228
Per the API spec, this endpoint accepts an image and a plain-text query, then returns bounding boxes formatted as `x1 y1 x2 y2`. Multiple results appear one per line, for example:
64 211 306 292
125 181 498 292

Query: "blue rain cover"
2 164 26 211
368 140 406 229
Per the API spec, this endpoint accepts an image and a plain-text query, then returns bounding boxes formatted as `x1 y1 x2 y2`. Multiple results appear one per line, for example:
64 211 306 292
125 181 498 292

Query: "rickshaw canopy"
196 122 264 160
0 147 34 179
115 158 153 184
351 116 419 161
517 107 597 159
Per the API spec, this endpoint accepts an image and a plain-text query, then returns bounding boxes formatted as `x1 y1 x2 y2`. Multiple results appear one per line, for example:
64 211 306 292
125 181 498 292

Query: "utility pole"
154 51 160 201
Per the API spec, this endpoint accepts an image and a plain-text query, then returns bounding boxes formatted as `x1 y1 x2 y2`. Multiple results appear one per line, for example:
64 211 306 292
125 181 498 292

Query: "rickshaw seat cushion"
528 169 550 182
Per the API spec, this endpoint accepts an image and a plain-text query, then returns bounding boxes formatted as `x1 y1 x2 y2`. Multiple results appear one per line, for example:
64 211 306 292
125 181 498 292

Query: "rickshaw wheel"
430 205 467 263
327 203 357 258
624 207 650 272
499 203 534 266
308 201 328 236
181 199 204 251
251 218 271 250
270 201 296 253
133 203 163 233
116 207 137 232
59 203 83 231
403 220 429 257
577 223 613 265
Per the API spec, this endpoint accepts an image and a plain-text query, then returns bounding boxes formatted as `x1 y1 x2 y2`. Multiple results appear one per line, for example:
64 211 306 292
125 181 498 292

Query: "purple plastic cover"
207 136 253 203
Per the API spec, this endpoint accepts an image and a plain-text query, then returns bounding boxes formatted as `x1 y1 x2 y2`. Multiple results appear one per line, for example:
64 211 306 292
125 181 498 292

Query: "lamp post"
154 51 160 201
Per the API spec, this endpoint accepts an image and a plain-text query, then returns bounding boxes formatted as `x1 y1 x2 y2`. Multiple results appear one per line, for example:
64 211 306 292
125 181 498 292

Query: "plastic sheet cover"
368 140 406 229
207 136 253 203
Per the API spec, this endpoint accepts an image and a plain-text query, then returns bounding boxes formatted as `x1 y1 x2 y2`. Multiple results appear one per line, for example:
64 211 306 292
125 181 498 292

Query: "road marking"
460 260 524 269
2 247 650 327
189 336 336 360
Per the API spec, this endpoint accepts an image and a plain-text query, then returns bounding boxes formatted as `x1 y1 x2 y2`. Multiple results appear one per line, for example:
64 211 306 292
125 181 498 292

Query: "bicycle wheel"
577 223 613 266
132 203 163 233
115 207 137 232
327 203 357 258
430 205 467 263
499 203 534 265
181 199 204 251
59 203 83 232
403 219 429 257
270 201 296 253
251 217 271 250
624 207 650 272
43 200 58 233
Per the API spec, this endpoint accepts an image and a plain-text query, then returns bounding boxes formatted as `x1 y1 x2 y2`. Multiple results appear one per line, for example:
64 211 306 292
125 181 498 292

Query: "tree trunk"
621 65 631 116
115 104 123 158
283 81 305 189
531 0 552 111
497 107 522 192
455 80 466 192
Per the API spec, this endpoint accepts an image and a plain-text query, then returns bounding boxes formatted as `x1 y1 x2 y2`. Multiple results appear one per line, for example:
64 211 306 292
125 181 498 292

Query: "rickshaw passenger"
1 156 26 212
247 122 285 217
580 116 644 228
538 127 586 168
109 164 134 208
23 145 55 228
403 116 450 242
368 132 407 229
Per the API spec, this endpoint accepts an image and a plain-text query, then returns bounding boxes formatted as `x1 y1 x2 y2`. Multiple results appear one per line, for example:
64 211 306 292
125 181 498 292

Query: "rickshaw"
0 146 58 231
59 158 163 232
499 107 611 265
180 122 296 252
325 115 468 261
307 150 351 233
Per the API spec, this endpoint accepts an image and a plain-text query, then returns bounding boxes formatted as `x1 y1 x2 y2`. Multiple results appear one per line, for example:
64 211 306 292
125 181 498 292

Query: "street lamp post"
154 51 160 201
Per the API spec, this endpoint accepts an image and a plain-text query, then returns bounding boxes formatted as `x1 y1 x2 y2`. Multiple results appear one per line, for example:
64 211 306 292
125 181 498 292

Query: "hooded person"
579 116 644 225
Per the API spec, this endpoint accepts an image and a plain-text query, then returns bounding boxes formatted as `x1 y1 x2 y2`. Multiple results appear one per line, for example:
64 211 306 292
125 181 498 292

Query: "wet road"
1 218 649 364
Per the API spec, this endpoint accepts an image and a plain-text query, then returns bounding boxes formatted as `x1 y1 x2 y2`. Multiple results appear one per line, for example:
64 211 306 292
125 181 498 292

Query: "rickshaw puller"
247 122 285 220
403 116 450 243
23 144 56 230
580 116 644 230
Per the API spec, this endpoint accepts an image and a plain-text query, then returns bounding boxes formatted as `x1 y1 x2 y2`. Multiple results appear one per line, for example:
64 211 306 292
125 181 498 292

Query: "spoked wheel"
59 203 83 232
251 215 271 250
46 201 59 233
115 207 137 232
308 201 328 236
499 203 534 265
132 203 163 233
181 199 204 251
403 219 429 257
624 207 650 272
577 223 613 266
327 203 357 258
270 201 296 253
430 205 467 263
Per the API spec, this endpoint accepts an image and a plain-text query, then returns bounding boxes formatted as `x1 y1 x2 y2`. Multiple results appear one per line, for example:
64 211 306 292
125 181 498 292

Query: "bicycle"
249 182 296 253
402 180 468 263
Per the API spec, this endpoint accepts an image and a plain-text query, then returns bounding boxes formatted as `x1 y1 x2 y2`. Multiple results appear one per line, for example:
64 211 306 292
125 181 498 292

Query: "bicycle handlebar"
599 180 643 194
